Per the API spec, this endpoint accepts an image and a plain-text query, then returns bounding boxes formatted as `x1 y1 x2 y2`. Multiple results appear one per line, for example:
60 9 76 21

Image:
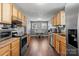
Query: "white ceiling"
15 3 66 20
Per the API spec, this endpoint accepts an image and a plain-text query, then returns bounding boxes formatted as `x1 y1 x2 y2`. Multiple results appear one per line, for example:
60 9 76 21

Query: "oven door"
20 35 27 56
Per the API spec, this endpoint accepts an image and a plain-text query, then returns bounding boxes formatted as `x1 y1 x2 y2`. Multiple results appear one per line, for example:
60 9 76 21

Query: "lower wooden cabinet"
2 51 10 56
11 38 20 56
59 37 66 56
60 42 66 56
0 38 20 56
53 34 56 48
53 33 66 56
11 47 19 56
55 38 59 53
0 44 10 56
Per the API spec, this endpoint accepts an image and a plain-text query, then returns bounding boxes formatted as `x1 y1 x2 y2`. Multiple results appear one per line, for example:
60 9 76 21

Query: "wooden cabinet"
12 4 18 20
18 11 22 20
52 33 56 48
51 10 65 26
59 37 66 56
0 3 27 24
11 47 19 56
0 3 2 22
53 16 57 26
53 33 66 55
22 15 27 26
56 13 61 25
11 38 20 56
2 51 10 56
60 11 65 25
2 3 12 24
0 44 10 56
0 37 20 56
55 35 60 53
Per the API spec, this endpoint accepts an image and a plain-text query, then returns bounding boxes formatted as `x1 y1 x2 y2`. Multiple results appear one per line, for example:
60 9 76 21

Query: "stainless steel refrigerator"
65 3 79 56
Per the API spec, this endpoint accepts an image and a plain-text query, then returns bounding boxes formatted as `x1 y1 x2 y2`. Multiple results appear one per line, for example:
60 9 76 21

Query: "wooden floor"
25 36 59 56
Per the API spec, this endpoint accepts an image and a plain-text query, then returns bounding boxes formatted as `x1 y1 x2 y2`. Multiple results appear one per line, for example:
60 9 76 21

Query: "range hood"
12 16 22 25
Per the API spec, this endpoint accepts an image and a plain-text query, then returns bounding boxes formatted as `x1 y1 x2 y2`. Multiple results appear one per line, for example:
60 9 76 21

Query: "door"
2 3 12 24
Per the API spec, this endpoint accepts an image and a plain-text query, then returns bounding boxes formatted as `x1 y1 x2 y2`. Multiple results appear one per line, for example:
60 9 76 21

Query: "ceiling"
15 3 66 20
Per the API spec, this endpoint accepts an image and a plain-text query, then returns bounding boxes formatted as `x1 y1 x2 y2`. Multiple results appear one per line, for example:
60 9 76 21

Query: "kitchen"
0 3 79 56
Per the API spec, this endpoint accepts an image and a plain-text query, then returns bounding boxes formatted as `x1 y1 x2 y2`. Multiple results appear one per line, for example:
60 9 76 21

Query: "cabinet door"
57 13 61 25
19 11 22 20
2 3 12 24
0 44 10 56
55 36 59 53
11 38 20 56
11 47 19 56
60 42 66 56
60 11 65 25
52 17 54 25
12 5 17 20
2 51 10 56
18 11 22 20
22 16 27 26
53 34 56 48
54 16 57 25
0 3 2 22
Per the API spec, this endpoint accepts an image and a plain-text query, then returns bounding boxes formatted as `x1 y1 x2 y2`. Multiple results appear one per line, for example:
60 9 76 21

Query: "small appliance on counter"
12 27 25 37
0 24 12 42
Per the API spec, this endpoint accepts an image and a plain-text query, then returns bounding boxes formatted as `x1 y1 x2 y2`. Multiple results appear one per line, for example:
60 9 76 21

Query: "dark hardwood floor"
25 36 59 56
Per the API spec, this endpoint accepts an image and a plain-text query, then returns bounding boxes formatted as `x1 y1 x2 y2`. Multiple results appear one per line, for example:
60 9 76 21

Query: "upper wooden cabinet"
0 3 27 25
0 3 2 22
18 10 22 20
2 3 12 24
22 15 26 26
12 4 18 20
52 10 65 26
56 13 61 25
60 11 65 25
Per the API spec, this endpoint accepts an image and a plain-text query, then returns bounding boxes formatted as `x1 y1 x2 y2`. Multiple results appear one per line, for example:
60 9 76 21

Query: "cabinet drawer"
0 44 10 55
12 40 19 48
